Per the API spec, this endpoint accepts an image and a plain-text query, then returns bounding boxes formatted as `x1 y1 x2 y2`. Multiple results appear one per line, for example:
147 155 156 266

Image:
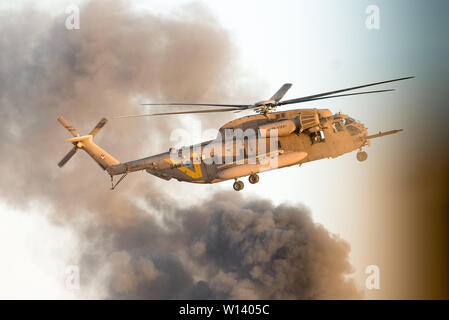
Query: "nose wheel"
233 180 244 191
248 173 259 184
357 151 368 162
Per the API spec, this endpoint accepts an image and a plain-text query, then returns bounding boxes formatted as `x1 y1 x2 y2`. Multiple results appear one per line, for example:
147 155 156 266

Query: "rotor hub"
254 103 278 115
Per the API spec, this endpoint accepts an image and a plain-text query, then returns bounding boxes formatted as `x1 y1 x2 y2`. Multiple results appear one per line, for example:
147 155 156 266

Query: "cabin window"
311 130 325 144
332 121 344 132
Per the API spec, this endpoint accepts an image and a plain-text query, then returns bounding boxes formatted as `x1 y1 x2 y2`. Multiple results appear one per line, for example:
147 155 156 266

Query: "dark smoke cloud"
0 0 360 299
80 192 360 299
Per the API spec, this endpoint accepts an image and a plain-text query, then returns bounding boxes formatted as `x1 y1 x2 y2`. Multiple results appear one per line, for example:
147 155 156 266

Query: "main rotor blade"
57 116 80 137
89 117 108 137
141 103 249 108
270 83 292 102
294 89 395 103
114 107 242 119
279 76 414 106
58 146 78 167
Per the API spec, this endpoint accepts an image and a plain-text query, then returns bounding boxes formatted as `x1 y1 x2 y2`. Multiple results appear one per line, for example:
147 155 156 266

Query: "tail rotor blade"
89 118 108 137
58 116 80 137
58 146 78 168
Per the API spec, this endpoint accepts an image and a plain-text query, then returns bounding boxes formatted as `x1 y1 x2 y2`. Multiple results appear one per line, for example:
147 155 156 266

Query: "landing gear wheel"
233 180 244 191
357 151 368 162
248 174 259 184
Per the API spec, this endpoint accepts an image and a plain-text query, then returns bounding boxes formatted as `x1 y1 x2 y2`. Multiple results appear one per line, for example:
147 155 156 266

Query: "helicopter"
57 76 412 191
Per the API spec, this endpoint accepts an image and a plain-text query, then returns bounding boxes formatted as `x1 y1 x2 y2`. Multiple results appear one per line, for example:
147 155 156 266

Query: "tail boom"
65 135 119 170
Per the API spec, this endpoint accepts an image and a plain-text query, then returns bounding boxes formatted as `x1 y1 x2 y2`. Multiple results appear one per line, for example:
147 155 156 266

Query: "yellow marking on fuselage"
164 158 203 179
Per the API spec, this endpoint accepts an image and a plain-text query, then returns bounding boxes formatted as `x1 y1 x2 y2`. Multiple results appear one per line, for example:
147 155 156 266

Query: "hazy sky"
1 0 448 299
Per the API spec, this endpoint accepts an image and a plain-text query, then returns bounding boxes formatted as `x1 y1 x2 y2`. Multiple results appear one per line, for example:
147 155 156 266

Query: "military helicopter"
57 76 412 191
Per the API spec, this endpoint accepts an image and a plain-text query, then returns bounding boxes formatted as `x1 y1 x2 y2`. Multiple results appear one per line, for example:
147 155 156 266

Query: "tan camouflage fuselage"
105 108 368 184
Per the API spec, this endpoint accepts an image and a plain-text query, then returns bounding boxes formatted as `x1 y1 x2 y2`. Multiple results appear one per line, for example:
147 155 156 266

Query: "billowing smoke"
0 0 360 299
81 192 359 299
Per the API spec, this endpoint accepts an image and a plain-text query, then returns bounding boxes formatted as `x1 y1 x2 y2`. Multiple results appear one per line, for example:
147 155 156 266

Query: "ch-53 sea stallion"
57 76 412 191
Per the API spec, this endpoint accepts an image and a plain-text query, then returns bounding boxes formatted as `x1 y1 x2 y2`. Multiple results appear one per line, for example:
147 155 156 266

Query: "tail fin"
57 117 120 170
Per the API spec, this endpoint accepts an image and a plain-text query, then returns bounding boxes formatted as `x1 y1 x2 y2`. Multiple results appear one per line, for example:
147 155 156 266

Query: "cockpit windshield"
346 125 361 136
344 117 355 125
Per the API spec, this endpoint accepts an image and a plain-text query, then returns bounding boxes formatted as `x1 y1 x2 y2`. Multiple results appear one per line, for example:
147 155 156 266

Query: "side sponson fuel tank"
217 151 308 180
258 119 298 137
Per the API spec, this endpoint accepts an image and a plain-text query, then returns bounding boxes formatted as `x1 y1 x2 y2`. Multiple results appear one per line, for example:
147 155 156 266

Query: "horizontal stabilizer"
65 135 93 143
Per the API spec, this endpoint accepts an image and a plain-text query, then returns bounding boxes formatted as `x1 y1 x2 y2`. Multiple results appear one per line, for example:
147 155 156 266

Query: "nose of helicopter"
357 123 369 141
359 122 368 135
349 119 368 138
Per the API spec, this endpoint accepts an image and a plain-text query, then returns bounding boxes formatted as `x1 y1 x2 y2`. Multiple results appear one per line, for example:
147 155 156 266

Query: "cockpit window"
332 121 344 132
346 125 361 136
344 117 355 125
